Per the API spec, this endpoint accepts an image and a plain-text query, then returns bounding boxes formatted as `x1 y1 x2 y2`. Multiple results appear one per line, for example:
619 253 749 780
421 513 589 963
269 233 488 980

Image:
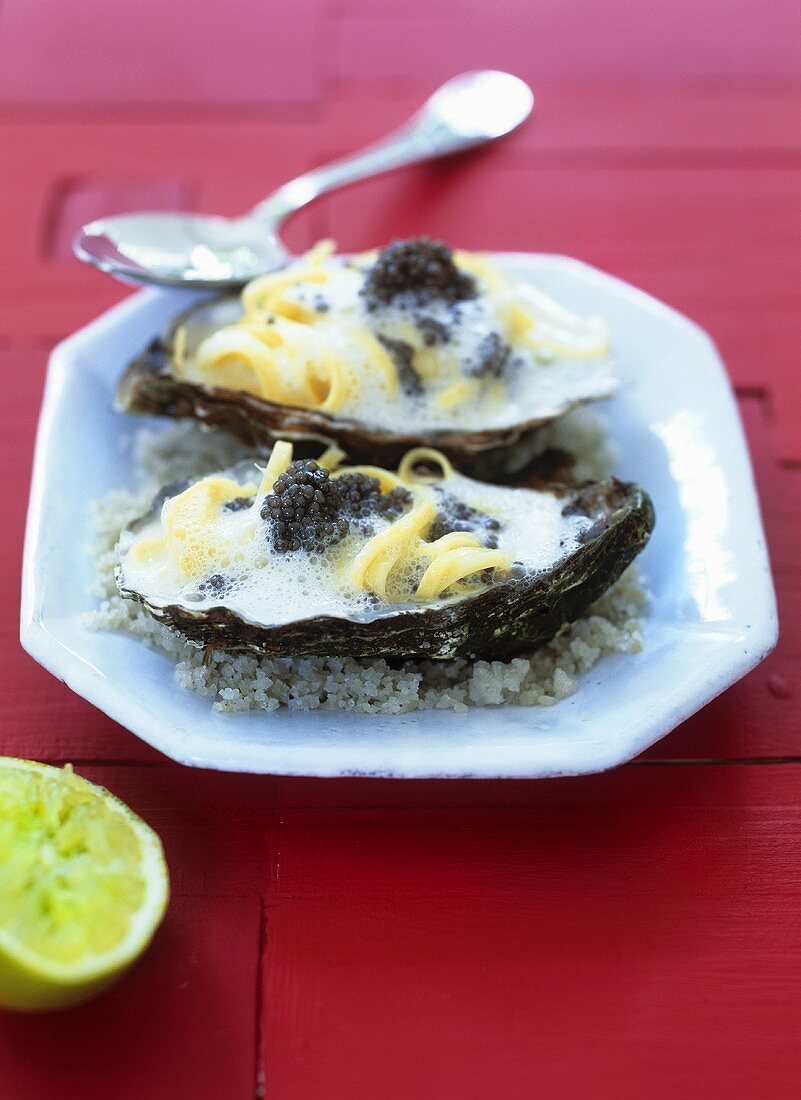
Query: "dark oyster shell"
116 295 614 481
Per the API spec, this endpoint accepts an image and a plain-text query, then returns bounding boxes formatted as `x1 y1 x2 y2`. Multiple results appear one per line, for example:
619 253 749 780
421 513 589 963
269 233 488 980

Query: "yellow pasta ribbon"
348 496 435 599
453 250 501 290
343 444 510 601
241 267 328 316
416 546 512 601
189 240 403 414
172 325 187 373
434 378 478 411
317 444 347 471
258 441 294 495
397 448 454 483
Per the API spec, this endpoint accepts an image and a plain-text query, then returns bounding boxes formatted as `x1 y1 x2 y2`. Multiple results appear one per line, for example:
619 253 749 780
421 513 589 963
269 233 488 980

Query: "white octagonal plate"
20 255 778 777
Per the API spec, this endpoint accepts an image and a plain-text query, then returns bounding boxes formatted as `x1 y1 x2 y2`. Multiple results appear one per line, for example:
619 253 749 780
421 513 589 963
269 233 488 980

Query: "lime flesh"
0 758 169 1011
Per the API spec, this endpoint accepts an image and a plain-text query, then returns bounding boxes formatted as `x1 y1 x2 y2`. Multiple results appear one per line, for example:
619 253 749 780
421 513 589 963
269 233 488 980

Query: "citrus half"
0 758 169 1011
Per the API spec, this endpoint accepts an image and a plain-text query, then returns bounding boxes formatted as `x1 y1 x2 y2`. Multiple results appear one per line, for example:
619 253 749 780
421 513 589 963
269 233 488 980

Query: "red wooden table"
2 3 801 1097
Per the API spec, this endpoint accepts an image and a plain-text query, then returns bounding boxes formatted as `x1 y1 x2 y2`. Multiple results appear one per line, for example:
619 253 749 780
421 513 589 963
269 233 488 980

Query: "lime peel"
0 758 169 1011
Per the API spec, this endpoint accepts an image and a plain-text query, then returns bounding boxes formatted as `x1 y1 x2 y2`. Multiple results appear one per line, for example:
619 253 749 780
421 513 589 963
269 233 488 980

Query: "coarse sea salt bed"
84 411 648 715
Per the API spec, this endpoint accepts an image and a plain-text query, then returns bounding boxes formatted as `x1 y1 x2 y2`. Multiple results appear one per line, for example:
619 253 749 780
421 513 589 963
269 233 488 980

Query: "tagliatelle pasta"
257 440 294 494
177 242 393 415
347 496 437 599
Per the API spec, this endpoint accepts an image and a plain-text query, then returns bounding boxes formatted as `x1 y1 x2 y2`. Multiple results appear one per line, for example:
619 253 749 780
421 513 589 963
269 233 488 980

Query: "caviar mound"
361 238 477 307
261 461 415 553
261 459 349 554
336 472 412 528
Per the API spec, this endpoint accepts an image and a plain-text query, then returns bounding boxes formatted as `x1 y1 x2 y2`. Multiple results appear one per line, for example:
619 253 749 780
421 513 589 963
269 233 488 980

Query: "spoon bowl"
76 212 289 288
74 71 533 289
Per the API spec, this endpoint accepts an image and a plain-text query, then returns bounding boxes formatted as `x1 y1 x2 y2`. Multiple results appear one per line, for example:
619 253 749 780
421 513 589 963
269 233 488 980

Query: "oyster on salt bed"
116 440 654 661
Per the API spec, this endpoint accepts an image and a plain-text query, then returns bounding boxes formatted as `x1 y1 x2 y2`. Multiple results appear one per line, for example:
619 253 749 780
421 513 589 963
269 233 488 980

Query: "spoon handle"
249 71 532 227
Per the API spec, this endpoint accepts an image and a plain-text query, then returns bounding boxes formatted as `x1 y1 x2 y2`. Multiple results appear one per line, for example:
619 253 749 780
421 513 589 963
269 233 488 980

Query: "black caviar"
261 460 414 553
197 572 229 597
361 238 477 307
376 335 423 396
336 472 412 528
222 495 255 513
415 315 452 347
464 332 512 379
428 493 502 549
261 460 349 554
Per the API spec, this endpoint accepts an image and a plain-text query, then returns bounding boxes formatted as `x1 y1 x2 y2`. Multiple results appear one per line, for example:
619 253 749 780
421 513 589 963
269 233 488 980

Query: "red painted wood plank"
331 1 801 83
0 898 261 1099
2 760 800 1096
262 764 801 1100
0 0 322 105
0 120 325 338
127 763 798 823
323 83 801 154
733 394 801 583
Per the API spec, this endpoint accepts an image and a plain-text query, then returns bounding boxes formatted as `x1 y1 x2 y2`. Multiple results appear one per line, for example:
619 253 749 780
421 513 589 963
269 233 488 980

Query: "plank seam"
254 895 268 1100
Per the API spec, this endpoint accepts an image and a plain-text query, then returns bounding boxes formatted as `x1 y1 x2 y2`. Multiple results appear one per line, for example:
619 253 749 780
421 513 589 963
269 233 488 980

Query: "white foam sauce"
119 471 592 628
180 258 616 432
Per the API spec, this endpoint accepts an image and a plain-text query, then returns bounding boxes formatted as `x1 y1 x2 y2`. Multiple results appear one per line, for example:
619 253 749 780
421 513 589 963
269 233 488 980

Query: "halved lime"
0 758 169 1011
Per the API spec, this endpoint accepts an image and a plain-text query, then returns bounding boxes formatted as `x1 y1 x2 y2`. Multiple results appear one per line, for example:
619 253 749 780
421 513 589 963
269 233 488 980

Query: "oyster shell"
116 242 617 479
116 447 654 662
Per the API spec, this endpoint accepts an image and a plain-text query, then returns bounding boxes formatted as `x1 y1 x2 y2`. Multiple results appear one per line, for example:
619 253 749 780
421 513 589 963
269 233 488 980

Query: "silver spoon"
73 71 533 290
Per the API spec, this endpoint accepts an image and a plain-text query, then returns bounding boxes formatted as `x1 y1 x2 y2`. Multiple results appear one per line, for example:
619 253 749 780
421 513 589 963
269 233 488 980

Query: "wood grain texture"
329 0 801 82
0 0 323 105
262 765 801 1100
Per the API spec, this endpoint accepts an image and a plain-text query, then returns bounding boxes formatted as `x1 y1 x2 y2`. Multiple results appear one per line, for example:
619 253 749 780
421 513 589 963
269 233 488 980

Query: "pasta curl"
346 447 511 602
189 243 397 414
